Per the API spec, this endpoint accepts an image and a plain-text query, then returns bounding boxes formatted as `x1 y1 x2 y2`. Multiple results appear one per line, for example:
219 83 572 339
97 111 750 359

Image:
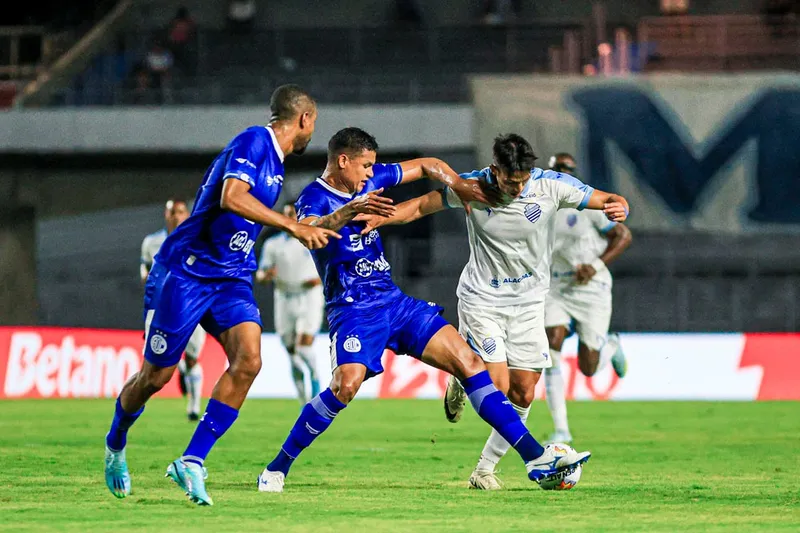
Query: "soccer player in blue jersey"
103 85 341 506
256 127 591 493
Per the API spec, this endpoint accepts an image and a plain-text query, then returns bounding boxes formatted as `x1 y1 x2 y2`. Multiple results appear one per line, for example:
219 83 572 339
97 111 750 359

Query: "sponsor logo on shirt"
490 278 500 288
354 254 391 278
349 234 364 252
364 229 380 245
266 174 284 187
491 271 535 286
229 231 255 254
524 203 542 223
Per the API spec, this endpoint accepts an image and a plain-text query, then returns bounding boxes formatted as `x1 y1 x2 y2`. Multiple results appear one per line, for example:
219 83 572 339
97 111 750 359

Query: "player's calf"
577 346 600 377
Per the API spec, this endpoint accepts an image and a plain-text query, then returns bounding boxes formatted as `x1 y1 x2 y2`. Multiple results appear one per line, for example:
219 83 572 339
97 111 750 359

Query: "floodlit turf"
1 399 798 532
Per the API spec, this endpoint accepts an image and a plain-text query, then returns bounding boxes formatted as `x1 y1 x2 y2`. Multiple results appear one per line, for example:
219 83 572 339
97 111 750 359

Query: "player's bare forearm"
398 158 460 186
221 178 297 232
387 191 445 225
302 278 322 289
599 223 632 266
586 190 629 222
308 204 357 231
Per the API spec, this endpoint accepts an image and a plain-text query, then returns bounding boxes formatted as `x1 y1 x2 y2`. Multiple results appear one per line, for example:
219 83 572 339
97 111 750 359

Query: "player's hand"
449 178 502 214
603 202 628 222
575 264 597 285
354 213 386 235
290 223 341 249
255 268 276 284
348 188 396 217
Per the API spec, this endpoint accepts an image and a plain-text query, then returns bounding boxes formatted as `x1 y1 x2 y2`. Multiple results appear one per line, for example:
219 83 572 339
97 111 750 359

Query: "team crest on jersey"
482 338 497 355
343 335 362 353
229 231 255 254
524 203 542 223
150 333 168 355
567 214 578 227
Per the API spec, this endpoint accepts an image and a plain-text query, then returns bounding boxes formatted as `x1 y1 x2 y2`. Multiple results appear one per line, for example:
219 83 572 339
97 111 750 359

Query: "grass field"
1 399 798 532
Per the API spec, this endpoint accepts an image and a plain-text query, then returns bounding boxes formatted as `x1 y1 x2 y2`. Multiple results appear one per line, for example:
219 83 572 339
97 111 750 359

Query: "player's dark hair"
269 84 315 122
550 152 576 173
327 127 379 160
165 198 187 210
492 134 537 174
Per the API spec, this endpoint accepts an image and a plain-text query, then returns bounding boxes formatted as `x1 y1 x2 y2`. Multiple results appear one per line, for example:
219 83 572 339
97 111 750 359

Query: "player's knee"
546 327 566 351
230 350 262 382
332 379 360 404
184 356 197 370
507 379 535 408
452 349 485 380
578 351 599 377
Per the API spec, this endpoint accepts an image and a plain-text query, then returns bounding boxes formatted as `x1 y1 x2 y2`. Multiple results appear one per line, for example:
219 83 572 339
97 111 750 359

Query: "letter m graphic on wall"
568 86 800 224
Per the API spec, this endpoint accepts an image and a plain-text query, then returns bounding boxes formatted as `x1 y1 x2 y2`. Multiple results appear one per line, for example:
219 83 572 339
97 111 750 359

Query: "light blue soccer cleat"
104 445 131 498
166 459 213 506
607 333 628 378
526 444 591 482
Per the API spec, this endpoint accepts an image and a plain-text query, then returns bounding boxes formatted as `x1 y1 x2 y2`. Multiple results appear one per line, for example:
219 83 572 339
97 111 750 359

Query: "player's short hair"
165 198 188 211
492 134 537 175
327 127 379 160
269 84 315 122
548 152 577 173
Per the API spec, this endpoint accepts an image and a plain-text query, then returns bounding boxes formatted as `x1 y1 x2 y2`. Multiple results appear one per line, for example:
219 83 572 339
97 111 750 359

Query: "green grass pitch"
1 399 798 532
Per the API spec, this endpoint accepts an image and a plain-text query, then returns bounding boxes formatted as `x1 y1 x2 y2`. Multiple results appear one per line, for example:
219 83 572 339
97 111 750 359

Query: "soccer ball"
536 444 583 490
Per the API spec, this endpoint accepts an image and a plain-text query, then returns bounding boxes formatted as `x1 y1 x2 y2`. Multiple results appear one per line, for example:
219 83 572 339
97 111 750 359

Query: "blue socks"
182 398 239 466
106 397 144 451
461 371 545 462
267 388 346 476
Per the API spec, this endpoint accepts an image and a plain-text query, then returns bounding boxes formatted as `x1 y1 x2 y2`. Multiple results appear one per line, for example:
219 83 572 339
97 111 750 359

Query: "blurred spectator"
126 66 157 105
167 6 196 74
227 0 257 32
145 41 173 104
763 0 795 37
395 0 423 26
481 0 522 25
660 0 689 15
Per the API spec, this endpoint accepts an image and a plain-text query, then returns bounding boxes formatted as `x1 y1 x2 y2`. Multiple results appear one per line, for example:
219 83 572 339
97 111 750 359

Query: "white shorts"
184 325 206 360
544 282 612 351
274 286 325 347
457 299 551 371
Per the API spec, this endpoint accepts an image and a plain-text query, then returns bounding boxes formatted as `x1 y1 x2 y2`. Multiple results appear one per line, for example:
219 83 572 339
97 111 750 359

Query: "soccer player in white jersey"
543 153 632 443
357 134 629 490
140 199 206 421
256 200 325 404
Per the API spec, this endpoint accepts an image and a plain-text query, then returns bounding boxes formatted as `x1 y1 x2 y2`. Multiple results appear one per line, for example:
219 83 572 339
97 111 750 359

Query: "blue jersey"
295 163 403 309
155 126 285 282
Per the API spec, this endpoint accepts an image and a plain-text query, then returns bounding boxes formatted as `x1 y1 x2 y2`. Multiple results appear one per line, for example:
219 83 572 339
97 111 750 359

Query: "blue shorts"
142 263 262 367
327 291 448 379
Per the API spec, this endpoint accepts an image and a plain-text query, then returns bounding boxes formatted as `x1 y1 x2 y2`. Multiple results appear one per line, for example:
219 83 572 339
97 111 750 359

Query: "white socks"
186 363 203 416
475 402 531 473
289 353 308 403
296 344 318 382
544 349 570 436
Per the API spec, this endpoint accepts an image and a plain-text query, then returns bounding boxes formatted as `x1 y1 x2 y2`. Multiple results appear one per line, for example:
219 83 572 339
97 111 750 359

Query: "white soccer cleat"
257 469 285 493
443 374 466 423
546 430 574 445
607 333 628 378
468 469 504 490
526 443 591 482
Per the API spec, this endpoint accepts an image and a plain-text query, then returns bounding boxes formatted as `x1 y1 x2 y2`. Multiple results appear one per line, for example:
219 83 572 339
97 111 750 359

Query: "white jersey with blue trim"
551 209 616 288
141 228 168 270
443 167 594 307
258 232 320 294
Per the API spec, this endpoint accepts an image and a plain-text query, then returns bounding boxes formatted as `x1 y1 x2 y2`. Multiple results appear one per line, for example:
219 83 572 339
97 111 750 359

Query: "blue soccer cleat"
166 459 213 506
104 445 131 498
526 443 591 482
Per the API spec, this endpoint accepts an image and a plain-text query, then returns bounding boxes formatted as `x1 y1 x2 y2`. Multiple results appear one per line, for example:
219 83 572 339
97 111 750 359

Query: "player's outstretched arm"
399 158 498 211
356 190 446 235
305 188 396 232
221 179 340 249
585 189 630 222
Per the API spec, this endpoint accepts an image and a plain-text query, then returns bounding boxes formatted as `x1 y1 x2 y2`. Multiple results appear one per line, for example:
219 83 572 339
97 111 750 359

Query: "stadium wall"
471 73 800 233
1 327 798 401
